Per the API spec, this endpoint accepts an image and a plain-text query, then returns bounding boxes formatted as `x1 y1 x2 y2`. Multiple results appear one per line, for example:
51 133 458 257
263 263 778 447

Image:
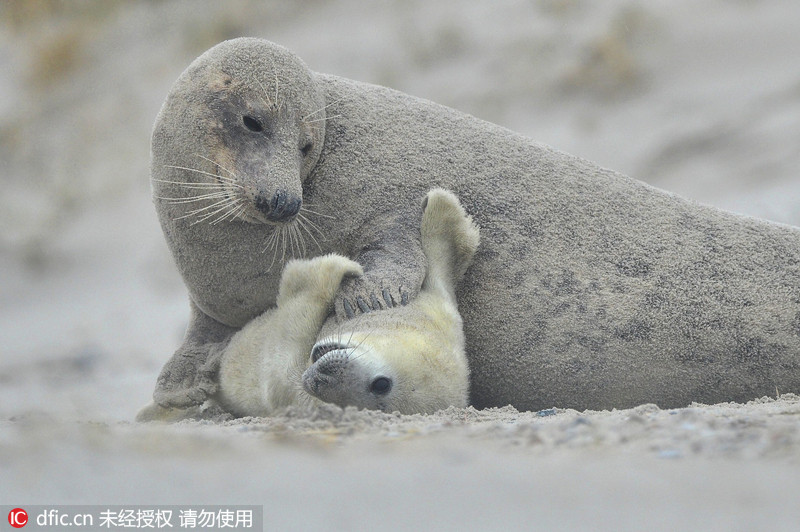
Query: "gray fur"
147 38 800 414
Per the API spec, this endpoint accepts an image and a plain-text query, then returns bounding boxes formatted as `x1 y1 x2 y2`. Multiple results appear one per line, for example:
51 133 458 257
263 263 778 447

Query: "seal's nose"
255 190 301 221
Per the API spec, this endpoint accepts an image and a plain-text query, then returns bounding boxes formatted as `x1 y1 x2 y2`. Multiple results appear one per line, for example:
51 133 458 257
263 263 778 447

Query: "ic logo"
8 508 28 528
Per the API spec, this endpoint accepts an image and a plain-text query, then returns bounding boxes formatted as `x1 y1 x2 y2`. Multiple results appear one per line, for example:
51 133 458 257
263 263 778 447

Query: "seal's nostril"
254 193 271 215
271 190 287 212
317 361 336 376
284 197 301 217
254 190 302 221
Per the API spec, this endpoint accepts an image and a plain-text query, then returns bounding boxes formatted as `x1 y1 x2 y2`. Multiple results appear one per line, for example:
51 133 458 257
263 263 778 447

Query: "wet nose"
255 190 301 221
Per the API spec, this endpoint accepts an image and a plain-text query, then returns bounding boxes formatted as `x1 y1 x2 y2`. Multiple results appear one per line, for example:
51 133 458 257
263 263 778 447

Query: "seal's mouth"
310 342 349 363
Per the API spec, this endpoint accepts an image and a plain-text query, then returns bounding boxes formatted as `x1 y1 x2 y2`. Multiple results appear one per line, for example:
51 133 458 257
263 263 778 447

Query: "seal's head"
152 38 326 225
303 299 469 414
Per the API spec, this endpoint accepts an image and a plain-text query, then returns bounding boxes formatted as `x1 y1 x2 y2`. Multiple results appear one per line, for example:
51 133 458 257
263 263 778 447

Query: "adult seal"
145 37 800 416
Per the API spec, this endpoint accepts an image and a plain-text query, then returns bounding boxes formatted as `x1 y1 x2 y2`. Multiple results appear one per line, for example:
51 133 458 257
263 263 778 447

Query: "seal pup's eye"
301 142 313 157
370 377 392 395
242 115 263 132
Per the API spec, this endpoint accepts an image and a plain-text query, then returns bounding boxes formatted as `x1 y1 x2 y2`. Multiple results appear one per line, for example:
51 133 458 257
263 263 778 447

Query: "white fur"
303 189 480 414
215 255 362 416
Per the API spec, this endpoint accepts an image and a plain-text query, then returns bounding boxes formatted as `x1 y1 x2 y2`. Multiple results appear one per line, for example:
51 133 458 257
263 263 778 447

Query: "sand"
4 397 800 530
2 1 800 530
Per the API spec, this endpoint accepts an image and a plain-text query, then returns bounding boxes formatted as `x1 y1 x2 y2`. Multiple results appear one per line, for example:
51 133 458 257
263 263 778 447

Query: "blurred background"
2 0 799 422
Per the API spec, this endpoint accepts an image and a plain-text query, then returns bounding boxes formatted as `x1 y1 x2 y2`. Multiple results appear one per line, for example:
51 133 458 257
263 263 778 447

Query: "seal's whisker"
193 204 239 226
262 229 280 270
291 221 307 257
254 78 274 109
190 198 243 225
295 223 306 256
209 198 246 225
192 154 241 182
178 196 236 215
299 206 335 219
305 115 341 124
164 165 227 182
157 191 230 205
232 203 248 222
280 224 288 265
164 164 243 188
154 180 230 190
352 328 375 354
302 98 342 120
298 223 309 256
286 222 298 258
296 213 326 239
295 216 322 252
180 202 236 223
216 203 241 225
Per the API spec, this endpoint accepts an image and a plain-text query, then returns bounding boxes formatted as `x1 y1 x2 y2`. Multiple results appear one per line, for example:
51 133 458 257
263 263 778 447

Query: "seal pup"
149 38 800 414
214 188 476 416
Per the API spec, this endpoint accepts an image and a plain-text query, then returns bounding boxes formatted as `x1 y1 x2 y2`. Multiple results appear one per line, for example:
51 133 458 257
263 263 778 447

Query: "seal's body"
149 38 800 414
213 189 475 416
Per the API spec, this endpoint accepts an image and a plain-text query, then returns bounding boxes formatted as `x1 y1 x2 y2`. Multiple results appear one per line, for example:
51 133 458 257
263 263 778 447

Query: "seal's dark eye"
242 115 263 132
301 142 313 157
370 377 392 395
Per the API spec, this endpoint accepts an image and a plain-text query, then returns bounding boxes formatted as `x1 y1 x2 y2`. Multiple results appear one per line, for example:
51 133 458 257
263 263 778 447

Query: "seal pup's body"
149 38 800 414
215 189 475 416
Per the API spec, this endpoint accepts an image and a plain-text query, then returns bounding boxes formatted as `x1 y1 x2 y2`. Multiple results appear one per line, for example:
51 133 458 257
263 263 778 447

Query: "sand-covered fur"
148 38 800 415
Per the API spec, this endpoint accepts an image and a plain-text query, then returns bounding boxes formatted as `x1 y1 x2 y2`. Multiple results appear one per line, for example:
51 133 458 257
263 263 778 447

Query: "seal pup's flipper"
420 188 480 301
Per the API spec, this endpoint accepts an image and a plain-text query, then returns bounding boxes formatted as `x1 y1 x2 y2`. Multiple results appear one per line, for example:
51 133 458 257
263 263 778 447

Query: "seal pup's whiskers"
294 215 321 253
154 178 231 190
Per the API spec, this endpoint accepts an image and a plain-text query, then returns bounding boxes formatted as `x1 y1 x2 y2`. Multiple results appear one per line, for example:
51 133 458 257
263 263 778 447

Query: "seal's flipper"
420 189 480 301
277 254 363 307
